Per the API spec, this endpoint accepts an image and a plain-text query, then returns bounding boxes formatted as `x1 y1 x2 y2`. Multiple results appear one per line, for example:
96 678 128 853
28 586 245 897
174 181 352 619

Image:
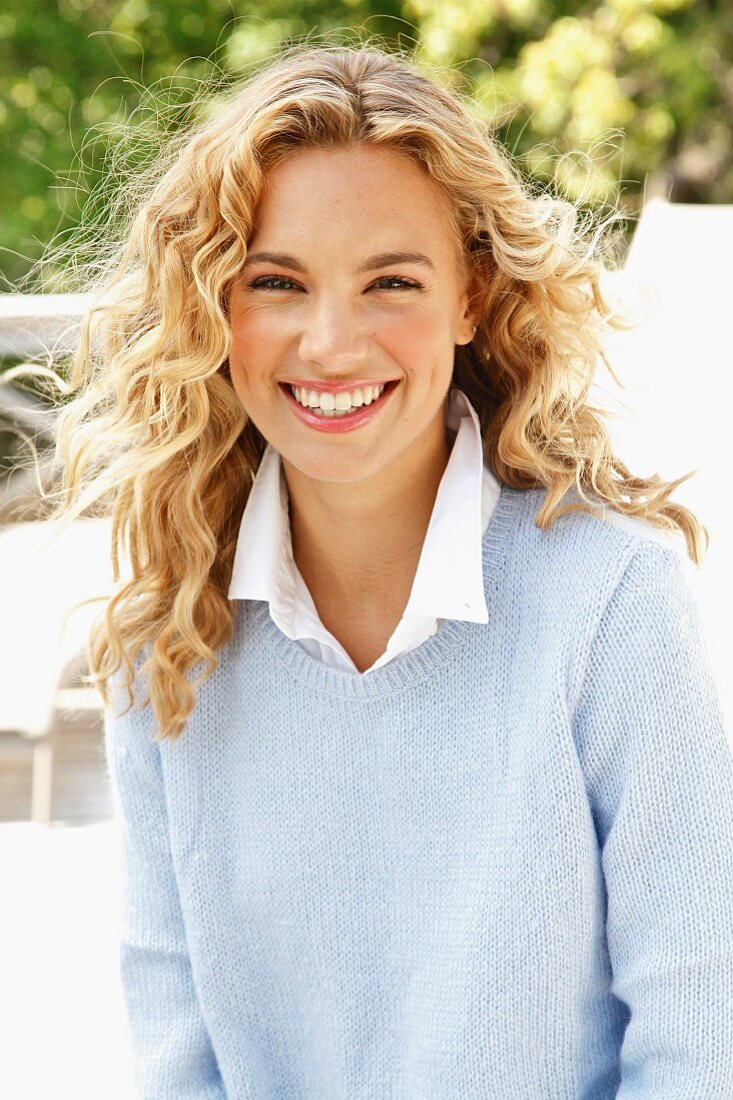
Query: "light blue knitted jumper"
104 484 733 1099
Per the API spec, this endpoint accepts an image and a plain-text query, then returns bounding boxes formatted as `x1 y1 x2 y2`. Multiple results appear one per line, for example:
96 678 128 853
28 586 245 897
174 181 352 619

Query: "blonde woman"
11 40 733 1098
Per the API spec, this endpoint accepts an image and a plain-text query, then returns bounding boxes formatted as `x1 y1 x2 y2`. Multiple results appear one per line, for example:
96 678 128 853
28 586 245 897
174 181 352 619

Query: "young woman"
15 40 733 1098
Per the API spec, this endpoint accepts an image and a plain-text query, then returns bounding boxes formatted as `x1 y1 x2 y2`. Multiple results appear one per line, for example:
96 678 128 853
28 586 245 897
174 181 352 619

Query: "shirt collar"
405 386 489 622
227 439 294 606
227 386 490 624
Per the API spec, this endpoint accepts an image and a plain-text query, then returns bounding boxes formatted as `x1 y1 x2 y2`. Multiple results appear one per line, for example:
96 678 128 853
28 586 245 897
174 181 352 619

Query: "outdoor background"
1 3 732 1098
1 0 732 295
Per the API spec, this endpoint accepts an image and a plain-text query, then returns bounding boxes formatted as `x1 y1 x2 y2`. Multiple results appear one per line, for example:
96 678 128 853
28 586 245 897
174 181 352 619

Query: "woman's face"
228 142 478 487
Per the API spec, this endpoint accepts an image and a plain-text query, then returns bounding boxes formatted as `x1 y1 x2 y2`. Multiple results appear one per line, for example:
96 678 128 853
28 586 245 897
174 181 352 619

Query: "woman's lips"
279 378 397 393
279 379 398 433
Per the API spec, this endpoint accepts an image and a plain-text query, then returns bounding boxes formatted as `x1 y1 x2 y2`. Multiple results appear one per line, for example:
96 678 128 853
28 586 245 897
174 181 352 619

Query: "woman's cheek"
391 325 440 376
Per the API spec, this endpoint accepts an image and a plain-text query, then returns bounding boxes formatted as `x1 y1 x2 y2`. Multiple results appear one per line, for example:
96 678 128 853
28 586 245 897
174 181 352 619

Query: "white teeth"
289 383 386 411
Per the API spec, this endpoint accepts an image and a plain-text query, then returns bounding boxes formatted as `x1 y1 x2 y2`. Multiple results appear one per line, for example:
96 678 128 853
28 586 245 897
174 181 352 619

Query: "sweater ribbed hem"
236 482 523 699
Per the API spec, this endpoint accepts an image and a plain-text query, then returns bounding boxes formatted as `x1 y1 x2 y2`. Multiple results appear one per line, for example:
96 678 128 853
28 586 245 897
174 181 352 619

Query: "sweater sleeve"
572 539 733 1098
104 678 227 1099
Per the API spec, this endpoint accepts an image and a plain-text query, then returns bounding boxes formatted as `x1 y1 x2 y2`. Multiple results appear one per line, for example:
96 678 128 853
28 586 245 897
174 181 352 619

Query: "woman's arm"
104 680 227 1099
573 540 733 1097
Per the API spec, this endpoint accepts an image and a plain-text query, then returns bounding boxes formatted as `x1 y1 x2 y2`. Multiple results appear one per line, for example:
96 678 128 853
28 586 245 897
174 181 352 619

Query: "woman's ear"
455 271 484 346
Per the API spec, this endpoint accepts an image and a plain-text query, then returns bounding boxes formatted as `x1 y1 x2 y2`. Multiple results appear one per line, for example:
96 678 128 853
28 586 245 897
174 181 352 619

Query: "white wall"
596 199 733 741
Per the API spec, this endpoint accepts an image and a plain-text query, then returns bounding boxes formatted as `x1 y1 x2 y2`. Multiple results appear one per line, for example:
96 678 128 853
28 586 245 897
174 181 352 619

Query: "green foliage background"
0 0 731 289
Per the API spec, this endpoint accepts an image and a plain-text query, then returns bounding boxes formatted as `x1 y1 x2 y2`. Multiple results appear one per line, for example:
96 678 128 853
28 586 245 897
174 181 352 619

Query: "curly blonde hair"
1 38 708 741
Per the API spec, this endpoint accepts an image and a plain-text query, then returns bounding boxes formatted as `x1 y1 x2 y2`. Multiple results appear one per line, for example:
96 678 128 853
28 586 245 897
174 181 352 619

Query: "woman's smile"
278 378 400 433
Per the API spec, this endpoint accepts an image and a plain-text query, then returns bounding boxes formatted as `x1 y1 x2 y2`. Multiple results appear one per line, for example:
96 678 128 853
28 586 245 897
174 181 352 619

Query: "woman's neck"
283 428 453 609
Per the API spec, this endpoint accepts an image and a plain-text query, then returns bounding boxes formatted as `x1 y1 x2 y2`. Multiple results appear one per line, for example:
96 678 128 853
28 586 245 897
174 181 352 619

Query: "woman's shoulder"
502 484 688 627
500 487 703 714
509 483 682 561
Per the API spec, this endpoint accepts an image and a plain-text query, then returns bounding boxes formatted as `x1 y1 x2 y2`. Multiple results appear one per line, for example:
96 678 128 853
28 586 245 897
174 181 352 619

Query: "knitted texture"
104 485 733 1099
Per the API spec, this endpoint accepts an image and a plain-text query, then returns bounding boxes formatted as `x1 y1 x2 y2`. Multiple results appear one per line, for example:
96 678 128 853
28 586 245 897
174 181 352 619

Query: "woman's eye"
371 276 421 290
248 275 298 291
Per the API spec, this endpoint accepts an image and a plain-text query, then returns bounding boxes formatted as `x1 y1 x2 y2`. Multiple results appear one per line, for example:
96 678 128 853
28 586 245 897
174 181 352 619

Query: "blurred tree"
436 0 733 209
0 0 730 289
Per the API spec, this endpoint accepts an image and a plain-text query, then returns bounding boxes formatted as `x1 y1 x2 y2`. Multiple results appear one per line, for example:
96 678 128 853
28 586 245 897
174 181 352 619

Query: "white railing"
0 295 90 519
0 292 89 358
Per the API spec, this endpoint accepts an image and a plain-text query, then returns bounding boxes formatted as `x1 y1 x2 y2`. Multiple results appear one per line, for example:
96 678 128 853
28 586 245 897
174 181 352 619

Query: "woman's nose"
297 303 368 367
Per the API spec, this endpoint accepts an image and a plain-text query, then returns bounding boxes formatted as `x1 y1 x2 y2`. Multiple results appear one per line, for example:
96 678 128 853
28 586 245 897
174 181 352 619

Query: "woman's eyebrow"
241 250 435 273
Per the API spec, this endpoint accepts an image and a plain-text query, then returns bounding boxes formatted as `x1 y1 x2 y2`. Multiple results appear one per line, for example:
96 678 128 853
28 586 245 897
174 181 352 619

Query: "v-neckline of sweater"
240 481 524 700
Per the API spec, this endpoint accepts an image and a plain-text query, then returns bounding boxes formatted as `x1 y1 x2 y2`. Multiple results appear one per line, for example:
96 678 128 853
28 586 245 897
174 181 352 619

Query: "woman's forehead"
250 145 462 253
259 143 444 204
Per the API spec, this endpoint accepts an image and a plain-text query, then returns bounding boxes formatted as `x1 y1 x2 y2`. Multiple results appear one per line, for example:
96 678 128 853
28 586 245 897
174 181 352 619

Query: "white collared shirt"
227 386 502 674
